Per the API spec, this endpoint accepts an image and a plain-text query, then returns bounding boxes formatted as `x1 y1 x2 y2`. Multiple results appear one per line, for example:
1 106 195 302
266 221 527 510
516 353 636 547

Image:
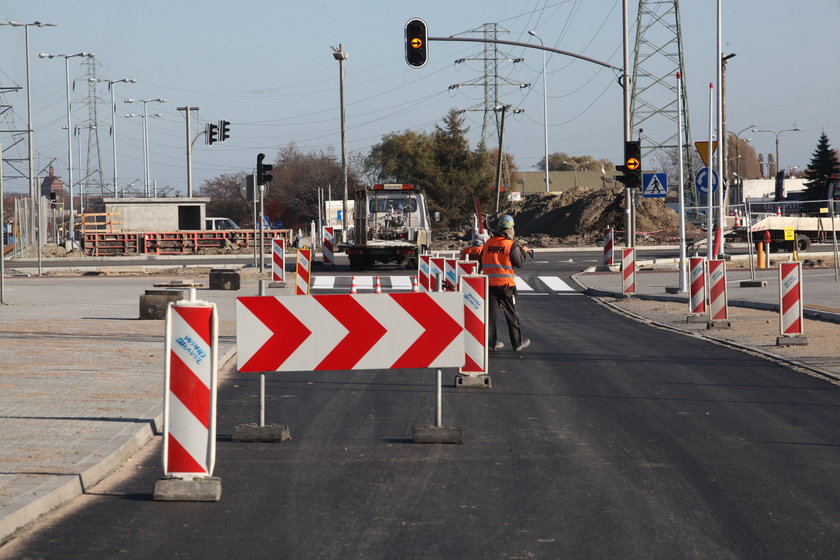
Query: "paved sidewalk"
0 272 290 544
575 265 840 322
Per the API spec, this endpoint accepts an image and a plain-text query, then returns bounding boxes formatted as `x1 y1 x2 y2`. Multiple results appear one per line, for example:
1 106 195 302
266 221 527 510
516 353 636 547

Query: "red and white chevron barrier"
459 274 488 376
418 255 432 293
163 300 218 477
780 262 803 336
603 228 614 266
272 238 285 283
689 257 706 314
707 259 728 321
236 292 465 372
321 227 334 266
296 249 311 295
621 248 636 295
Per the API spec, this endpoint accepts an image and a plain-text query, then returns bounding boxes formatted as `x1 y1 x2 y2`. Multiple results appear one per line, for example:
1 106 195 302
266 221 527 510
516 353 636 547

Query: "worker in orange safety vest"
479 214 530 352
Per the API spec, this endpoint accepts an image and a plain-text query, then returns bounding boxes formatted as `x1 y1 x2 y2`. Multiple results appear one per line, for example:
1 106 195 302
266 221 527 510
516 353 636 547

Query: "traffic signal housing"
219 120 230 142
619 140 642 188
404 18 428 68
257 153 273 186
206 122 218 145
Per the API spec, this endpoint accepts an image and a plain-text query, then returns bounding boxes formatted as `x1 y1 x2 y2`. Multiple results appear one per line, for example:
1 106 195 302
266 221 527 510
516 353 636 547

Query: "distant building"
39 167 64 199
514 170 620 195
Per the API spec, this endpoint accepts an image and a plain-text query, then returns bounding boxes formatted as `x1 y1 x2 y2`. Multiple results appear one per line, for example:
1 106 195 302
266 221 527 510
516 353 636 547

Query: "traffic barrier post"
621 248 636 295
418 254 432 293
271 238 285 285
430 257 445 292
295 248 312 295
444 258 458 291
603 228 614 267
778 261 807 346
456 274 490 388
688 257 706 322
707 259 730 328
154 296 221 501
321 226 335 266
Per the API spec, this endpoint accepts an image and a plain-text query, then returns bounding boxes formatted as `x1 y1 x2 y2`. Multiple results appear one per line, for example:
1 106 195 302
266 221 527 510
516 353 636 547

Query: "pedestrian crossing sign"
642 172 668 198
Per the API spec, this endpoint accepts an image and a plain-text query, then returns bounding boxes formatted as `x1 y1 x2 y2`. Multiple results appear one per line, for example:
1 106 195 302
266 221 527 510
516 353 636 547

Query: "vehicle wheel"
796 234 811 252
349 255 365 271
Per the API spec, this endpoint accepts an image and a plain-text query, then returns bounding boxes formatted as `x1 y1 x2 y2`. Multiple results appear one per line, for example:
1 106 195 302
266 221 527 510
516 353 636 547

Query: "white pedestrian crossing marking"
308 275 578 294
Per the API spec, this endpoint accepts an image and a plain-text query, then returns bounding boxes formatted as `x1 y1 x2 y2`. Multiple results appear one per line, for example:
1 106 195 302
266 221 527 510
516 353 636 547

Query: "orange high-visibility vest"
480 236 515 287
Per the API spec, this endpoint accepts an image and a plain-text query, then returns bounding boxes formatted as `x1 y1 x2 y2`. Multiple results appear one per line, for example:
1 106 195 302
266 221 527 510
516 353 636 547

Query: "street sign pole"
707 83 714 258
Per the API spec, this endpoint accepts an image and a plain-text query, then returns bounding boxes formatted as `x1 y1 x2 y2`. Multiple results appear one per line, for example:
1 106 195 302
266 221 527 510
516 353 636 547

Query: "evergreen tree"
803 133 840 201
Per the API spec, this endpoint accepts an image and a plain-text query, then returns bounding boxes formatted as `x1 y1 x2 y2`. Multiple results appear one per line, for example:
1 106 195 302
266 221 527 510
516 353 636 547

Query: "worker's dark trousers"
488 285 523 348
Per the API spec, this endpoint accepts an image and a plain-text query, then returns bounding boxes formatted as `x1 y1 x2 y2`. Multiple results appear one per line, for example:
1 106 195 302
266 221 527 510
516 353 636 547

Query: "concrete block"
139 290 186 320
455 374 491 388
209 269 240 290
665 286 683 294
232 423 291 442
153 477 222 502
268 282 287 289
707 320 731 329
777 335 808 347
412 425 463 444
740 280 767 288
686 314 707 324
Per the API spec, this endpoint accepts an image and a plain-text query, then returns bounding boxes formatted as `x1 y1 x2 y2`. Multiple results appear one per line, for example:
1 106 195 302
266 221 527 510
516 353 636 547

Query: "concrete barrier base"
707 320 732 329
455 374 491 388
139 290 186 320
740 280 767 288
686 314 707 324
777 335 808 347
232 423 291 442
412 425 463 444
268 282 286 289
209 269 240 290
153 476 222 501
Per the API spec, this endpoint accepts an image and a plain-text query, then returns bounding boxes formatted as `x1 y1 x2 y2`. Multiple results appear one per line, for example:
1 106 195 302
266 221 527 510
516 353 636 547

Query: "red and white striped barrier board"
272 238 286 283
780 261 804 336
456 260 478 287
296 249 312 295
689 257 706 314
444 258 458 291
430 257 445 292
418 255 432 293
163 301 218 477
621 248 636 295
603 228 614 266
321 227 334 266
707 259 728 321
459 274 488 375
236 292 465 372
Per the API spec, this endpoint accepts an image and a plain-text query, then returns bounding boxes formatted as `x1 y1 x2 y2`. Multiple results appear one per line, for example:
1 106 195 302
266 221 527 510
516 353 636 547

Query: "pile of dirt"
507 186 679 246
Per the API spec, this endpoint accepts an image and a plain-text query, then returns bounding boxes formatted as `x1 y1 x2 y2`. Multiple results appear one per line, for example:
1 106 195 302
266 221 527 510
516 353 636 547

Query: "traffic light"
257 153 273 186
219 120 230 142
621 140 642 188
206 122 218 145
404 18 428 68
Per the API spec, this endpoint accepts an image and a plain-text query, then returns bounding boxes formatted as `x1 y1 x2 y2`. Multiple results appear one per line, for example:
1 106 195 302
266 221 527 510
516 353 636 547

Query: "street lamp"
752 127 801 178
330 44 349 240
528 30 550 193
124 98 165 196
563 161 587 188
1 20 56 274
726 124 755 204
90 77 136 197
39 52 95 244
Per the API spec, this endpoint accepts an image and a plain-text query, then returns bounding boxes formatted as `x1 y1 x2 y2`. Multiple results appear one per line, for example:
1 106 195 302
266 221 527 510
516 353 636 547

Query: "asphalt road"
5 281 840 559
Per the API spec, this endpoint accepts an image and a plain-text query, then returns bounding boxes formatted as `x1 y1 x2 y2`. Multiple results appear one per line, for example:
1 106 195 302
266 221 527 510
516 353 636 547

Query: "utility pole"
177 107 199 197
623 0 634 248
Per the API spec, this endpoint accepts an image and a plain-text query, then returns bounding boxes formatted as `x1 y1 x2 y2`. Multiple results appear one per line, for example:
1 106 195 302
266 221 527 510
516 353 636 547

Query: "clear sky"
0 0 837 196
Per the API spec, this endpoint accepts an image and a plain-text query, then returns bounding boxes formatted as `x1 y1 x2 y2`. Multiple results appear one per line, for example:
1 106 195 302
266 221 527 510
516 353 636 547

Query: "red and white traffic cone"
411 275 418 293
374 276 382 294
776 206 781 216
350 276 357 294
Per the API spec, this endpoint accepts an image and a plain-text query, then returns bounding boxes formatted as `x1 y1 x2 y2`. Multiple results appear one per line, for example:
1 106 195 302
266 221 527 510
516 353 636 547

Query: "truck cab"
343 183 431 270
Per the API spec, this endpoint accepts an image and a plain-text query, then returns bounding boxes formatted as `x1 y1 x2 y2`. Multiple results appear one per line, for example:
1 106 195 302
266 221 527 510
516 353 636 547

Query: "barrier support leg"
232 372 291 443
412 369 463 444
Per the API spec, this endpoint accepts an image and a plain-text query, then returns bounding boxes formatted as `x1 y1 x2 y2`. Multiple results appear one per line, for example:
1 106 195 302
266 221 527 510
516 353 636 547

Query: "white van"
205 217 240 230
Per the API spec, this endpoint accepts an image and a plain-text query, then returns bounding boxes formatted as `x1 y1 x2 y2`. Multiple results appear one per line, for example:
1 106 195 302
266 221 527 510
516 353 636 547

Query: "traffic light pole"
622 0 634 248
177 107 199 197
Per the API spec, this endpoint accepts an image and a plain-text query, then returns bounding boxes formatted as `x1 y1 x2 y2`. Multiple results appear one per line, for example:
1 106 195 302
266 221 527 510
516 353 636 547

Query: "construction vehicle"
341 183 432 271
